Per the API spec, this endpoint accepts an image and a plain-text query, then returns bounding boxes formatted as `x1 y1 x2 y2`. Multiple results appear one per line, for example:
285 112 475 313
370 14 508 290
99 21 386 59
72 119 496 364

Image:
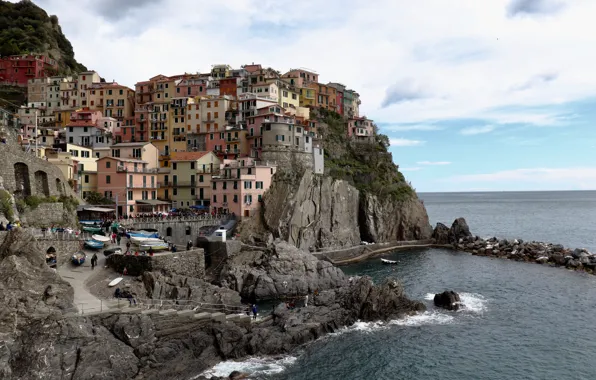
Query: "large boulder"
433 290 461 311
448 218 473 244
432 223 450 244
221 241 347 301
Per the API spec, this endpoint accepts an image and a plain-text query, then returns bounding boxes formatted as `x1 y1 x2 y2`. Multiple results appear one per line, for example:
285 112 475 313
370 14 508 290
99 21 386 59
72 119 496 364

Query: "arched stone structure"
13 162 31 198
55 178 64 195
34 170 50 197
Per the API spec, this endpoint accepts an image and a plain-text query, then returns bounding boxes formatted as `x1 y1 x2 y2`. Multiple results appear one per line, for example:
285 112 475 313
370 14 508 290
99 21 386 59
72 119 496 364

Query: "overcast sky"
18 0 596 192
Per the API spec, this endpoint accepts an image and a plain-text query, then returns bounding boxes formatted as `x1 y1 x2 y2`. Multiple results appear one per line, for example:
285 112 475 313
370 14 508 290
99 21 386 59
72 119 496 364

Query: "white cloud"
389 138 425 147
381 124 443 132
459 125 496 135
26 0 596 129
417 161 451 165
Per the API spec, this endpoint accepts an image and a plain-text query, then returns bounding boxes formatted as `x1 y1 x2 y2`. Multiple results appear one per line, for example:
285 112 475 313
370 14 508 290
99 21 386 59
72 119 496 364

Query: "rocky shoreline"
433 218 596 273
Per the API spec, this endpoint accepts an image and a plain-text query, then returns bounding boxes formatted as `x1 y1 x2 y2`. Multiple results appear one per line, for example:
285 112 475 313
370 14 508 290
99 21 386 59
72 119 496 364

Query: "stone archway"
14 162 31 198
34 170 50 197
166 227 172 237
56 178 64 195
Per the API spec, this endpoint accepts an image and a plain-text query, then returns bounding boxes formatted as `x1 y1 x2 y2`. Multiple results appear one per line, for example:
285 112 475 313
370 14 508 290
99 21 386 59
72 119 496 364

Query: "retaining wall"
130 218 226 246
107 248 206 278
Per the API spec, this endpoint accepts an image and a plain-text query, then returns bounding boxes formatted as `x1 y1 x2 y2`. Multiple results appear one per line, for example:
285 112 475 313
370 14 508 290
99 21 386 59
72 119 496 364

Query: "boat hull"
139 242 169 251
84 240 104 249
71 252 86 266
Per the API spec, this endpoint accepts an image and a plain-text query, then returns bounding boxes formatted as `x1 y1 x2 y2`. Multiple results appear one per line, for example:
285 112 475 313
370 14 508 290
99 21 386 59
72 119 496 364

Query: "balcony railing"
127 183 157 189
116 166 158 174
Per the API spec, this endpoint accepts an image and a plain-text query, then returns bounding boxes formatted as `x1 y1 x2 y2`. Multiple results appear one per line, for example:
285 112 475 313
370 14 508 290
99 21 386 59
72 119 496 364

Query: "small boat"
84 239 104 250
71 251 86 265
92 234 111 243
80 220 102 226
108 277 123 287
126 231 159 239
82 226 104 234
381 258 398 265
139 241 169 251
130 236 163 245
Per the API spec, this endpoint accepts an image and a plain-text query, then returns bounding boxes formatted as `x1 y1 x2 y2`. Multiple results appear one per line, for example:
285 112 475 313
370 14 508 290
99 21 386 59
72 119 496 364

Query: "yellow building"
170 151 220 209
299 87 316 108
102 83 135 121
80 171 98 199
66 143 97 172
278 85 300 112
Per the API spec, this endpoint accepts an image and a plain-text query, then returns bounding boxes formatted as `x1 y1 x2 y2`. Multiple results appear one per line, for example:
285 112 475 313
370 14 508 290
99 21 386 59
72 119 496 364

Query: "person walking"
91 253 98 270
117 234 121 246
111 232 117 244
251 304 258 320
126 240 131 254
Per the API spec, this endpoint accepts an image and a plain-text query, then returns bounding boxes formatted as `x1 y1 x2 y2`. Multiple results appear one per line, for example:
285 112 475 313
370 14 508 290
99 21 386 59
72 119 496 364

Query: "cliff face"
359 193 433 243
243 170 432 250
260 172 361 250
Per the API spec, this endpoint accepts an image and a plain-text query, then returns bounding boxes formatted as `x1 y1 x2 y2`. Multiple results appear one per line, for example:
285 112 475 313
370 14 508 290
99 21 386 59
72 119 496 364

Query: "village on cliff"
0 54 376 218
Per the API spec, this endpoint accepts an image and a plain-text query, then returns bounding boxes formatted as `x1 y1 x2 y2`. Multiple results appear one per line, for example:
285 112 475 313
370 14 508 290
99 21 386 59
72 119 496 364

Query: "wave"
197 356 298 379
390 311 455 326
425 292 488 314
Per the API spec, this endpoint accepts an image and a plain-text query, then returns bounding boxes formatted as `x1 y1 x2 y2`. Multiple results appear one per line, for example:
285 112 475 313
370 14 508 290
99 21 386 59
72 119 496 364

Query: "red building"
336 89 344 116
0 54 58 86
219 77 238 97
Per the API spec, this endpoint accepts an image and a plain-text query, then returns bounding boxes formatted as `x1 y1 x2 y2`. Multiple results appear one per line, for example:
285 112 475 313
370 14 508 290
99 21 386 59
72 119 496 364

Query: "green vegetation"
0 0 86 73
84 191 113 205
315 108 415 202
0 190 14 222
18 194 78 212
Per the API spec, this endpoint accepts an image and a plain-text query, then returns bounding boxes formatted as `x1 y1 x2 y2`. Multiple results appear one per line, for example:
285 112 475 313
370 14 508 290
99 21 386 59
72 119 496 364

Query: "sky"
15 0 596 192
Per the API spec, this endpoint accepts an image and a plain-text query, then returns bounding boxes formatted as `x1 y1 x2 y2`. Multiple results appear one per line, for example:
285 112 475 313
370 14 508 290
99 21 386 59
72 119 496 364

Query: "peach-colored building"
96 157 168 217
211 157 277 218
347 116 375 141
109 142 159 168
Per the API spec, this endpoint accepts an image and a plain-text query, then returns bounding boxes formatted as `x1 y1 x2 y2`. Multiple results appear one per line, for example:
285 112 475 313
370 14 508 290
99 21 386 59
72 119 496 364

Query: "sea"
200 191 596 380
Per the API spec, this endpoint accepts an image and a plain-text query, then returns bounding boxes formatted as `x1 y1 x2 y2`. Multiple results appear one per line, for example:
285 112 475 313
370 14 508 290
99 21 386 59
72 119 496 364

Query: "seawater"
200 191 596 380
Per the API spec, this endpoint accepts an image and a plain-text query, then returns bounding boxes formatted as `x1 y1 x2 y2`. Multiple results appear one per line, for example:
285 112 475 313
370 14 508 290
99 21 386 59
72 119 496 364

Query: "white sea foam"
458 293 487 314
197 356 298 379
390 311 455 326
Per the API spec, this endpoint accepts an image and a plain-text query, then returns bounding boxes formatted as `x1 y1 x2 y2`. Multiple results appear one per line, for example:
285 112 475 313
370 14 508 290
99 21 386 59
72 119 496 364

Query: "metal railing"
119 214 231 225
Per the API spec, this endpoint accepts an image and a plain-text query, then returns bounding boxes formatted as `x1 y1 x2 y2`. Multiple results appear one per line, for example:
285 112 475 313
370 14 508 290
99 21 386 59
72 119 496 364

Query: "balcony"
127 183 157 189
116 166 158 174
158 181 197 187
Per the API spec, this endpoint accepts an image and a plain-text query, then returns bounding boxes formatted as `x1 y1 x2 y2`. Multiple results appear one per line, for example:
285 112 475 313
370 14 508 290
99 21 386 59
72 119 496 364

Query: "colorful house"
0 54 58 86
109 142 159 168
347 116 375 141
211 157 277 218
96 157 165 217
169 151 221 209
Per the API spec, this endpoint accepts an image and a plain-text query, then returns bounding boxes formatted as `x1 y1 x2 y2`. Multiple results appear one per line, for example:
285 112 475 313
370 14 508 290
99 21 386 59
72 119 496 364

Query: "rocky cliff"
241 170 432 251
219 241 347 301
0 230 425 380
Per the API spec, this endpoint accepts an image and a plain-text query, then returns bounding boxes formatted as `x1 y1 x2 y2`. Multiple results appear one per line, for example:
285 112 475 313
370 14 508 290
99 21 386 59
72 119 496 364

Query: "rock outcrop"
0 230 425 380
433 217 596 275
359 194 432 243
245 170 432 251
220 241 347 301
433 290 461 311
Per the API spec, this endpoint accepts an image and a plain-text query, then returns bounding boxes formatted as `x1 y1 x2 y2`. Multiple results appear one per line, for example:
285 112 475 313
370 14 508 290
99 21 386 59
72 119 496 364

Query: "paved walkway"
58 238 129 314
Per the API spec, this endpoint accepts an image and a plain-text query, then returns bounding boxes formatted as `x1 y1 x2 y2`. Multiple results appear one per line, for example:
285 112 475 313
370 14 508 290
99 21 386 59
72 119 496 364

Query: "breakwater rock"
433 218 596 272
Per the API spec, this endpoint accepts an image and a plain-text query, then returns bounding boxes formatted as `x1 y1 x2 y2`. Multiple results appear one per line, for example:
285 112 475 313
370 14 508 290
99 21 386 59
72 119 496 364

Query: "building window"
212 182 216 190
244 181 252 189
106 161 111 168
173 188 178 195
106 175 111 184
199 174 204 182
223 194 227 203
128 191 133 200
185 226 191 235
191 188 195 196
84 175 89 183
213 195 217 203
173 162 177 170
256 181 263 189
190 162 195 170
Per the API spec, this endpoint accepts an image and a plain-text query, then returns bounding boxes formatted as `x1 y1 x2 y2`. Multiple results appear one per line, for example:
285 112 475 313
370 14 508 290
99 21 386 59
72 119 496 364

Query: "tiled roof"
170 151 211 161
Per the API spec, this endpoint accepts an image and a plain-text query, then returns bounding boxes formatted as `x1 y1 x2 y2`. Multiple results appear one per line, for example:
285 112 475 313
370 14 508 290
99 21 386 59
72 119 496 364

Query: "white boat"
131 236 164 245
92 235 111 243
139 241 169 251
108 277 123 287
381 258 398 265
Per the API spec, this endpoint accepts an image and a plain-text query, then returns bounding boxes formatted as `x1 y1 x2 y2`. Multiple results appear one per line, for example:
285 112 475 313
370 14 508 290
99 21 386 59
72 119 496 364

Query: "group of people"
0 221 21 231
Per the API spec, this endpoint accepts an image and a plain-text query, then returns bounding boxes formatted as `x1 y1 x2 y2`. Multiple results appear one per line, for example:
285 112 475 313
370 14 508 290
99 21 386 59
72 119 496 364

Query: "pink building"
282 68 319 88
211 157 277 218
176 77 209 97
96 157 168 217
347 116 375 141
245 105 295 158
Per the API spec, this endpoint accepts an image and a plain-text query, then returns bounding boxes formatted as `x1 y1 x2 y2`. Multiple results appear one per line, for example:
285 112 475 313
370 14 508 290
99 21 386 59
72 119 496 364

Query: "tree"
84 191 112 205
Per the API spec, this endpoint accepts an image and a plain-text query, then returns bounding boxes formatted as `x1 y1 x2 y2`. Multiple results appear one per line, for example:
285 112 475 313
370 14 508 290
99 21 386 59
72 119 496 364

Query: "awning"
190 205 209 210
82 207 115 213
135 200 171 205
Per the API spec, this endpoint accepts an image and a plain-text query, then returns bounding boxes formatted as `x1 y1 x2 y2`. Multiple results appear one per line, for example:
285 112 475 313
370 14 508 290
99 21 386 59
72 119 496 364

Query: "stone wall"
0 141 78 199
261 149 314 173
0 231 81 266
21 203 75 227
195 239 241 277
130 219 226 247
107 249 205 278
